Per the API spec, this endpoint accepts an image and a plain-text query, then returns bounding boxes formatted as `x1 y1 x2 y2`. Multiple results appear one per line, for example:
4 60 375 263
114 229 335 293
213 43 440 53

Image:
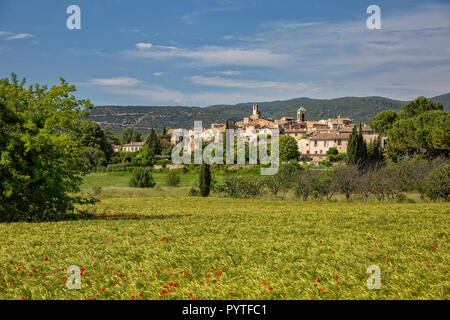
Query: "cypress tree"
367 137 384 167
346 126 358 165
346 123 368 168
147 128 162 156
357 122 368 166
199 163 211 197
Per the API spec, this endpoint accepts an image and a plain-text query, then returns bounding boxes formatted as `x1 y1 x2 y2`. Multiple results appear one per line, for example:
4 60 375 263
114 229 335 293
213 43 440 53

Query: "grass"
0 197 448 300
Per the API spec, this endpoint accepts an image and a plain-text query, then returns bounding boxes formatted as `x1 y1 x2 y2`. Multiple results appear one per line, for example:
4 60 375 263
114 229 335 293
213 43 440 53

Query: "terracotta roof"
339 125 374 133
310 132 350 140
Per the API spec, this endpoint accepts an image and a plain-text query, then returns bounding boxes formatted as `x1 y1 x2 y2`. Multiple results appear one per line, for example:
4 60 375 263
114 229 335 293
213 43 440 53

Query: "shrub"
129 167 156 188
188 187 200 196
215 176 264 198
166 171 181 187
327 148 339 156
420 165 450 201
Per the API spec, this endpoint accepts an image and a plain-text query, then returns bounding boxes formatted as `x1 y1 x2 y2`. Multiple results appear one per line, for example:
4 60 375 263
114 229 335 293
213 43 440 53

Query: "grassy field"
1 196 448 300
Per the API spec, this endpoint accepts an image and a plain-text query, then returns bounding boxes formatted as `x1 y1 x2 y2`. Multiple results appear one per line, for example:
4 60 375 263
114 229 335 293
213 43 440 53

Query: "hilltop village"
114 104 381 163
162 104 380 163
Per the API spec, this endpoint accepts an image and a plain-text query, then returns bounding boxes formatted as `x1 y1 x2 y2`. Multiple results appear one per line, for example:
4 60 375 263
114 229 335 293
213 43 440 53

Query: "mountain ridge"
86 94 450 133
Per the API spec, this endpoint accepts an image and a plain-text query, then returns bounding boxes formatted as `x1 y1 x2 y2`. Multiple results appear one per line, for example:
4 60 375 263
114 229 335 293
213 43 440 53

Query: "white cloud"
153 72 164 77
214 70 241 76
124 45 294 67
6 33 33 40
135 42 152 50
87 76 142 87
0 31 34 41
189 75 315 91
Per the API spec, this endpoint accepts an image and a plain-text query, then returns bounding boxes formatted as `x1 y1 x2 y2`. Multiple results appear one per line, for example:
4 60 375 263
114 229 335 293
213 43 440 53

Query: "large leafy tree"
119 127 142 145
279 135 299 161
76 121 114 163
369 110 398 134
399 96 443 119
0 74 96 222
387 110 449 159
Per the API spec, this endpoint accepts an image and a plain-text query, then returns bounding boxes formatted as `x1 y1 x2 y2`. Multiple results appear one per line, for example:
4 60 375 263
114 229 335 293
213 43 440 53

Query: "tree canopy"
279 135 300 162
0 74 96 222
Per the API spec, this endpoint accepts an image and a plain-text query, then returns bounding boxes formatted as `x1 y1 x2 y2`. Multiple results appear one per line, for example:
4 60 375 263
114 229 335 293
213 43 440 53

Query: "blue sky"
1 0 449 106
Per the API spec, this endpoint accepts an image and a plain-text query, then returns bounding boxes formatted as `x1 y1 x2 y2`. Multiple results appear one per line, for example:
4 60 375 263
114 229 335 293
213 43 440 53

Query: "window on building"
324 140 329 147
314 141 318 147
338 139 342 145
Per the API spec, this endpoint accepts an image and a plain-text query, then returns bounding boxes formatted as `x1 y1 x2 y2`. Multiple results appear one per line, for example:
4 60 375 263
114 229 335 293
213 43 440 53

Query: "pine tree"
162 125 167 136
199 163 211 197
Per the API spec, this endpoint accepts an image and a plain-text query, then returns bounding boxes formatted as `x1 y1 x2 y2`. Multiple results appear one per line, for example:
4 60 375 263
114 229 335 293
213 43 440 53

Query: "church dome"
297 106 306 112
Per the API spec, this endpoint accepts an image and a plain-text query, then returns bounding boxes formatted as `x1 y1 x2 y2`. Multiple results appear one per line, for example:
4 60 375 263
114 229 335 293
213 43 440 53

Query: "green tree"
279 135 300 161
80 146 107 168
76 121 113 164
146 128 162 156
420 165 449 201
199 163 211 197
347 124 367 167
367 137 384 167
387 110 449 159
369 110 398 134
399 96 443 119
120 127 142 145
0 74 96 222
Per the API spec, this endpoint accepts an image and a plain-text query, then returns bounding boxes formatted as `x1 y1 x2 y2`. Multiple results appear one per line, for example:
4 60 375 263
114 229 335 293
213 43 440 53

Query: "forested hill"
85 94 450 133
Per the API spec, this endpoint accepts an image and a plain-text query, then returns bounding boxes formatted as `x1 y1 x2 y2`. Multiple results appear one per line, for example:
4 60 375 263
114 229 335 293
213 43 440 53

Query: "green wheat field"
1 172 448 300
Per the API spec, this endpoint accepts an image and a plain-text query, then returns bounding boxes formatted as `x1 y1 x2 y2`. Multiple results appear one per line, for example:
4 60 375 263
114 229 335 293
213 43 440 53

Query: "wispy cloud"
86 76 142 87
124 44 294 67
189 75 315 91
0 30 34 41
135 42 152 50
213 70 241 76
